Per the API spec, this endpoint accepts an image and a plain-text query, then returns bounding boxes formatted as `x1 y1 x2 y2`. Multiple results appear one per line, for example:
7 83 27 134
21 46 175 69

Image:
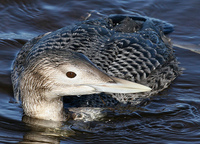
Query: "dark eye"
66 71 77 78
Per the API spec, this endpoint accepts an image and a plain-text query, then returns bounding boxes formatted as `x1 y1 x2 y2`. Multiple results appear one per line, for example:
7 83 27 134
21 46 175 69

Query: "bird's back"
63 15 180 107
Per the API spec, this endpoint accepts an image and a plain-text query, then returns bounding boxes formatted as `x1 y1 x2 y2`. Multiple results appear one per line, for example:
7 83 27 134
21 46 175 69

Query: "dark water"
0 0 200 143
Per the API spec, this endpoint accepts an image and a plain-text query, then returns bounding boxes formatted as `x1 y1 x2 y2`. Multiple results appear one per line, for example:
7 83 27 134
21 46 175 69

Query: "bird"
11 14 180 122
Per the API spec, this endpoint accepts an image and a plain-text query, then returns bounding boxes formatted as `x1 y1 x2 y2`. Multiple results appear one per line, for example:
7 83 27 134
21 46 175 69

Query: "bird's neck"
22 96 67 121
20 70 68 121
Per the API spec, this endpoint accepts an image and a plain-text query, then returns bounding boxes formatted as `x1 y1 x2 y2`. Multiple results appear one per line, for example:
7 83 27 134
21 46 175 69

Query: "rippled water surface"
0 0 200 143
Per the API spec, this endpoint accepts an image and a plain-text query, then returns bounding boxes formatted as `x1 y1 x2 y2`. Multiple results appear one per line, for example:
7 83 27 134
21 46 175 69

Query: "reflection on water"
0 0 200 143
20 116 75 143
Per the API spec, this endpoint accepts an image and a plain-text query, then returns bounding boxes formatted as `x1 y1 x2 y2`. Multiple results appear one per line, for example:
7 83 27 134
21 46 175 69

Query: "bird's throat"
22 97 67 121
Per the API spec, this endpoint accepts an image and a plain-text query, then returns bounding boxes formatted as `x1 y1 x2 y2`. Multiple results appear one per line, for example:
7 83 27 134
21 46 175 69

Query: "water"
0 0 200 143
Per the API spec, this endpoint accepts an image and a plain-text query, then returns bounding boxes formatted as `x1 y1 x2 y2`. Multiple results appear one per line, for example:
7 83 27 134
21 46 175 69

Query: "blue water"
0 0 200 143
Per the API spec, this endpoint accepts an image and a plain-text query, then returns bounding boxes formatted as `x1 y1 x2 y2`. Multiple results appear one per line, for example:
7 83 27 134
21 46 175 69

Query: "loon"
11 14 180 121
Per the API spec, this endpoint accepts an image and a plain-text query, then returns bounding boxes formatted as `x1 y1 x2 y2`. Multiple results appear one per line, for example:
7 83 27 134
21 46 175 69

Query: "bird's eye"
66 71 77 78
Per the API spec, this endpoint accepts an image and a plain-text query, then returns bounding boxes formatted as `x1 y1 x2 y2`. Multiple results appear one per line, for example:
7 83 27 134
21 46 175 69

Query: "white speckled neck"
22 96 66 121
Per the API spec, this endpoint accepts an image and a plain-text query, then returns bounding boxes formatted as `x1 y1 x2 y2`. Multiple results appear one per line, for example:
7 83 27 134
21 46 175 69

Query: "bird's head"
20 49 151 102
